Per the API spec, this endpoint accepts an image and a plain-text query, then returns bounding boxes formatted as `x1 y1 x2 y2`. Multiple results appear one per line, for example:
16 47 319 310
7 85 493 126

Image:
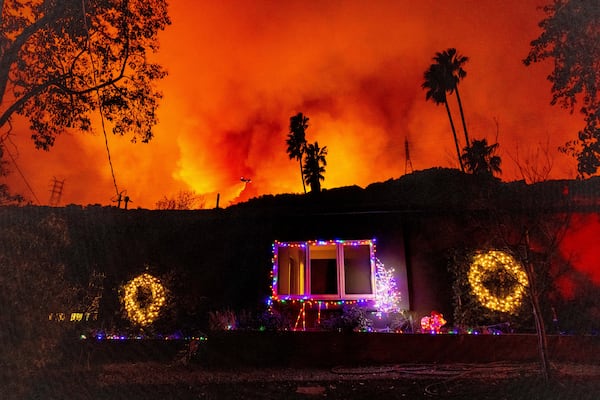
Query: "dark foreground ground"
24 362 600 400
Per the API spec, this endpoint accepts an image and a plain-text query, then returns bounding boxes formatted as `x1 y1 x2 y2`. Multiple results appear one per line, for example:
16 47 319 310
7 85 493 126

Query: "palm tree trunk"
299 159 306 194
444 101 464 172
454 87 470 148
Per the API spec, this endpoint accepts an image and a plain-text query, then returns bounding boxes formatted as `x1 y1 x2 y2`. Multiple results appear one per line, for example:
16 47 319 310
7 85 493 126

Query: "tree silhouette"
0 145 23 205
0 1 170 150
423 63 464 171
461 138 502 178
433 48 470 148
524 0 600 177
0 214 82 398
286 112 309 193
155 190 205 210
303 141 327 193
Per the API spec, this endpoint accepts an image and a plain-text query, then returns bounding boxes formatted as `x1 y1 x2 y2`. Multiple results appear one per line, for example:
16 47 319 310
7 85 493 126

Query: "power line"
81 0 120 200
1 137 40 204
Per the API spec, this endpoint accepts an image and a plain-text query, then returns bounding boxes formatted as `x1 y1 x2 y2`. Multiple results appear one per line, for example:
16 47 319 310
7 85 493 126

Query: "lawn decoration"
122 273 166 326
420 311 446 333
468 250 528 313
374 258 401 313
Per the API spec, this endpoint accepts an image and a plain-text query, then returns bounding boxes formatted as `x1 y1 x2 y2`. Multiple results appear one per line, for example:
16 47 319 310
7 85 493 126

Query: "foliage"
524 0 600 176
303 141 327 193
155 190 205 210
286 112 309 193
422 48 471 171
509 139 554 183
0 143 24 204
0 0 170 149
208 309 237 331
321 306 373 332
223 308 292 331
286 113 308 162
461 138 502 178
431 48 471 147
285 113 329 194
376 310 413 333
448 249 532 331
0 213 82 398
258 309 291 331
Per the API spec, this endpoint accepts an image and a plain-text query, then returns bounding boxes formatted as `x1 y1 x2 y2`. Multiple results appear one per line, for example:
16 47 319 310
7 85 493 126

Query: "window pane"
344 244 373 294
277 245 305 295
310 244 338 295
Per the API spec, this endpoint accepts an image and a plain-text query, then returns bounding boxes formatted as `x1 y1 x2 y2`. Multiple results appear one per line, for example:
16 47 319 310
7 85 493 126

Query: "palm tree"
461 138 502 178
434 48 470 148
286 113 309 193
422 64 464 171
303 141 327 193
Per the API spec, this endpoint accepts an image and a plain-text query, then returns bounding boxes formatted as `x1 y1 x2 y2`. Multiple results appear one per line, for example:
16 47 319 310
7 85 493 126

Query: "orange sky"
3 0 585 209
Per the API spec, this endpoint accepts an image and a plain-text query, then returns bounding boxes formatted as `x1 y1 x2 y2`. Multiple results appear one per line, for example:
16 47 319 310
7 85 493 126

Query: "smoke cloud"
4 0 584 208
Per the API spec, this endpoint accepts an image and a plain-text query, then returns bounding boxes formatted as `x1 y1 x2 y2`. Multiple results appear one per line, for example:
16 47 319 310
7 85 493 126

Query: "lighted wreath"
122 273 166 326
468 250 529 313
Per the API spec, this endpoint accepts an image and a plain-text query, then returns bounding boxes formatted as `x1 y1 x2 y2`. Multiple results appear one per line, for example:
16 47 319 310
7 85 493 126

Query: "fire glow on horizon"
4 1 584 209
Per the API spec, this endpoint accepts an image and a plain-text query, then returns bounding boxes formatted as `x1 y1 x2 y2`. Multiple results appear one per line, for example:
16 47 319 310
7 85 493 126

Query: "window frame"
272 239 376 301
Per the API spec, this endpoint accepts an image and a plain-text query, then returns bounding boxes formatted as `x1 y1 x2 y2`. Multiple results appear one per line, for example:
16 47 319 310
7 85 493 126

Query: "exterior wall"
2 205 599 333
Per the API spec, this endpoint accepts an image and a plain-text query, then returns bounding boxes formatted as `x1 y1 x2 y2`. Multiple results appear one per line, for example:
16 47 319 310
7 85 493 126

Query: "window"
275 245 305 295
309 244 338 295
344 244 373 295
273 240 375 300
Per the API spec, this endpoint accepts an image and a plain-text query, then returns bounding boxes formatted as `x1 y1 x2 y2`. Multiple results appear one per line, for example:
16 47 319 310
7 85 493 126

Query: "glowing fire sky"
3 1 586 208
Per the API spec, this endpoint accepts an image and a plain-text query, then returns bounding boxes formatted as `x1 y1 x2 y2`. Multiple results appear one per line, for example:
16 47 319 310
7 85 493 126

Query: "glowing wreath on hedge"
468 250 529 313
122 273 166 326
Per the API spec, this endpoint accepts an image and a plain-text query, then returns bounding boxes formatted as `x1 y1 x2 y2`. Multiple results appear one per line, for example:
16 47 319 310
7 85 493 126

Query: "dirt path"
28 362 600 400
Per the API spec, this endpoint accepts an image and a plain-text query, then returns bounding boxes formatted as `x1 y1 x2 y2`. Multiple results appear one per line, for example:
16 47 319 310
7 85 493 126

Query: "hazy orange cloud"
3 0 585 208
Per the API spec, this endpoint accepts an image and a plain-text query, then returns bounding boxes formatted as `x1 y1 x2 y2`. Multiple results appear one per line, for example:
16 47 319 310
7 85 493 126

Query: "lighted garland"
468 250 529 313
122 273 166 326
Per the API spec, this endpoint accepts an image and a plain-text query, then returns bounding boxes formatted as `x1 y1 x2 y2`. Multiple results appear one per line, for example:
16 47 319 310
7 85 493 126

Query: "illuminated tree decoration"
374 258 401 313
468 250 528 313
122 273 166 326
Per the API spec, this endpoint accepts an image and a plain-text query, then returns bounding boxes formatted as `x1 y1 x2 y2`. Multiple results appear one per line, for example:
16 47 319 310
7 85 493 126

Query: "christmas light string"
122 273 167 326
468 250 528 313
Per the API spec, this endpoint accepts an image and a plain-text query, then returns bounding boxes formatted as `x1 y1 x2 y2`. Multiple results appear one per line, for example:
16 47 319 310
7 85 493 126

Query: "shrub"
208 309 237 331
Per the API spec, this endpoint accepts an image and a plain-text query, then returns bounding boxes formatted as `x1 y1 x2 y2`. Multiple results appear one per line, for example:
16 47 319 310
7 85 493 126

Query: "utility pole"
404 137 414 175
48 177 64 206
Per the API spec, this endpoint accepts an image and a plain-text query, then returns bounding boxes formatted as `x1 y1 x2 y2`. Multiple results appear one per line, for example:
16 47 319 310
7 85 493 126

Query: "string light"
468 250 528 313
48 312 97 322
121 273 167 326
271 239 376 302
270 239 402 313
374 258 401 313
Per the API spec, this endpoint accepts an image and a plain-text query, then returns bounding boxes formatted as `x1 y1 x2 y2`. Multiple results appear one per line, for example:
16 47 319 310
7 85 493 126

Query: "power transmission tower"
404 137 414 174
48 177 65 206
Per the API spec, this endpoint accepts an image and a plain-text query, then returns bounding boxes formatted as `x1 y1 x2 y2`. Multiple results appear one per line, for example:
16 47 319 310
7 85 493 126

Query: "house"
3 170 600 334
269 238 409 330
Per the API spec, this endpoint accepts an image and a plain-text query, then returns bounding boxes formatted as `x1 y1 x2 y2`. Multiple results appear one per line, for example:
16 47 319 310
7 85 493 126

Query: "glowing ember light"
420 311 446 333
374 258 401 313
122 273 167 326
468 250 529 313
